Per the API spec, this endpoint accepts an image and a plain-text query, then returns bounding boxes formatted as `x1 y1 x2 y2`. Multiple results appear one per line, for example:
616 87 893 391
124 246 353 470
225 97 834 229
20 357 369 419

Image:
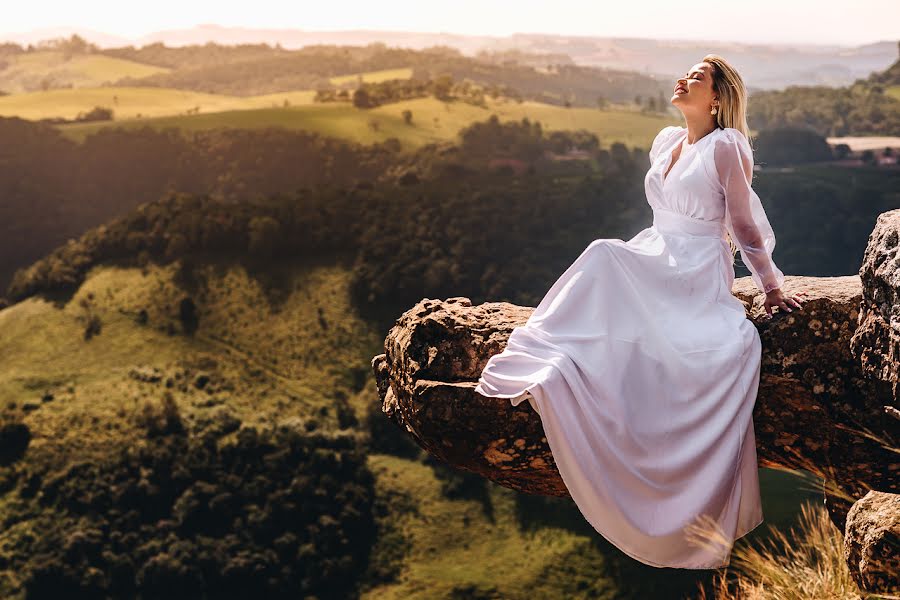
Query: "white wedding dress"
474 125 786 569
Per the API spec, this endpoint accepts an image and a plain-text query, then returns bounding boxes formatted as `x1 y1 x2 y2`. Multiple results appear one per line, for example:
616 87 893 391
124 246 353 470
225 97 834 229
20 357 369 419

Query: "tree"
352 88 373 109
179 297 199 335
432 75 454 101
76 106 114 122
754 127 834 166
248 216 280 257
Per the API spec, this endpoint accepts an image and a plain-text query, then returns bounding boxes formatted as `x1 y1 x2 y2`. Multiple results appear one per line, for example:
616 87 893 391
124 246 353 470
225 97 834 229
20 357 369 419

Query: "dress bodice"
643 125 786 294
644 125 725 221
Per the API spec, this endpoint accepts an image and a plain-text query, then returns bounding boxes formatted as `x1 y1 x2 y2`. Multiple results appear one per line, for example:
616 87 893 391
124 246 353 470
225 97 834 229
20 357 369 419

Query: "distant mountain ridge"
1 25 896 90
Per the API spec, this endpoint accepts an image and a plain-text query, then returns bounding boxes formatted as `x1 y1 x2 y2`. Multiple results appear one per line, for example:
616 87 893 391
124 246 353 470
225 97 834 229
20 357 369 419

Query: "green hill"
55 95 675 149
0 85 317 121
748 53 900 135
0 257 384 597
0 51 170 94
0 258 380 440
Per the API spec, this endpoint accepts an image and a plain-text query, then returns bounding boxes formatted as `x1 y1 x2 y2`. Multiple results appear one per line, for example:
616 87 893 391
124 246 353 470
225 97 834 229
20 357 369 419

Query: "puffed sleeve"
713 128 785 294
649 126 682 163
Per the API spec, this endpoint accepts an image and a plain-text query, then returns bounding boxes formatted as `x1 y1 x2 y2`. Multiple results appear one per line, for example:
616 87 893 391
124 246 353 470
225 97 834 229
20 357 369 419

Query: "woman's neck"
682 116 718 145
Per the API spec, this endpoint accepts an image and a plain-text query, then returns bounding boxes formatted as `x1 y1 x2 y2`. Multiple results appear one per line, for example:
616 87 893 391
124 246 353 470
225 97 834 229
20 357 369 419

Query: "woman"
474 54 806 569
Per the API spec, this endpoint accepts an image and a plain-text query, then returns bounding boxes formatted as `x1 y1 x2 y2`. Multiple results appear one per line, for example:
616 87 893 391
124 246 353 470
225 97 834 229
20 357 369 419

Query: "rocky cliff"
372 209 900 594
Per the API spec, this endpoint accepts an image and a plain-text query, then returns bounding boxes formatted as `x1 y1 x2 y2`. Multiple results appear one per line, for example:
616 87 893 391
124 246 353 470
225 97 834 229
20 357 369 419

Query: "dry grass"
696 500 893 599
693 417 899 600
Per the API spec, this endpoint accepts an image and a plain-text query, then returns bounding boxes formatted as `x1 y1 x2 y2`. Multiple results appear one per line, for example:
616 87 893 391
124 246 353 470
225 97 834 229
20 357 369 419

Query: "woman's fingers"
765 291 808 319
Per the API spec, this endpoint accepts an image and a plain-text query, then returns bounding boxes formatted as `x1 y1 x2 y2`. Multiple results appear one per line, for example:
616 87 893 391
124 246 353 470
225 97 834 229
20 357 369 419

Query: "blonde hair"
701 54 753 258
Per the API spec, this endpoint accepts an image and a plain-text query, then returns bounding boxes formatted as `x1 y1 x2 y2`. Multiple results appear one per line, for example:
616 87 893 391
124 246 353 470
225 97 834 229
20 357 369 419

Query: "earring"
710 105 718 115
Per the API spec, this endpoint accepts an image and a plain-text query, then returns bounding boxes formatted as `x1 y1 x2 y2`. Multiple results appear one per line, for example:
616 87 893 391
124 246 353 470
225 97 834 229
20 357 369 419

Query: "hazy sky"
3 0 898 46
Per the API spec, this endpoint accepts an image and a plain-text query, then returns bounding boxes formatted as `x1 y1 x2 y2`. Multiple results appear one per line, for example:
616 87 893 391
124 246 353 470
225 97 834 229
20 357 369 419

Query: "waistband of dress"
652 207 726 239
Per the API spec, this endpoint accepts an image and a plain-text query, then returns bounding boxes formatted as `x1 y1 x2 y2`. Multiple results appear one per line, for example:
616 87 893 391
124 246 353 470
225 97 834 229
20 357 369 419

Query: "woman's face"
671 62 718 113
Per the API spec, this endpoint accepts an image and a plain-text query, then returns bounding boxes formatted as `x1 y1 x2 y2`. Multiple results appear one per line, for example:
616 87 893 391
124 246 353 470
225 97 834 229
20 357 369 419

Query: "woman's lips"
674 87 687 94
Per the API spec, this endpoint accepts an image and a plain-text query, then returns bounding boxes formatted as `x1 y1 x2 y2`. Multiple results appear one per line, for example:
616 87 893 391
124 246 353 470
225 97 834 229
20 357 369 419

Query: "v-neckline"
662 127 718 185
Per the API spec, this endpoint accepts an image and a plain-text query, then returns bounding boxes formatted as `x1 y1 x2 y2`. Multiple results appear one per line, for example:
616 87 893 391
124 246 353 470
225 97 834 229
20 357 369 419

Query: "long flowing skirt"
474 209 765 569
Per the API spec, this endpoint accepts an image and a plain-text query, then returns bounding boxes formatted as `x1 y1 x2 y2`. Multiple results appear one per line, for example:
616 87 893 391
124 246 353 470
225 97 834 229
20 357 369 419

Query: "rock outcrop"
372 209 900 593
844 490 900 593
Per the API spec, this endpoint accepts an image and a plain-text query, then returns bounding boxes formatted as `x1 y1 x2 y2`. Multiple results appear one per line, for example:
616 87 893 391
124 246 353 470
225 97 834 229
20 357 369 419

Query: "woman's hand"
763 288 806 319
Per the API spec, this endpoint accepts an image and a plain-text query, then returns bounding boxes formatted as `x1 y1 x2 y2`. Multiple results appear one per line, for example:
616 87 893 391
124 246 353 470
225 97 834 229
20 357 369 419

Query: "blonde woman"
475 55 806 569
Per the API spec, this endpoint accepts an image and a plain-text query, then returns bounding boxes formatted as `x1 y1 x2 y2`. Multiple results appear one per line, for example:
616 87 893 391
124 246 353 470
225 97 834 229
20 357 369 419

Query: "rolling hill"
0 85 318 121
52 95 676 149
0 50 169 94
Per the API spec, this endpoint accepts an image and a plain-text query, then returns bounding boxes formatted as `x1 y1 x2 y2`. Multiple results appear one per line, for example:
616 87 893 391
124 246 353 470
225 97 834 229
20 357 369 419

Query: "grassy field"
0 50 170 94
51 94 677 149
361 453 619 599
0 258 383 469
0 64 413 121
329 67 414 86
0 85 319 121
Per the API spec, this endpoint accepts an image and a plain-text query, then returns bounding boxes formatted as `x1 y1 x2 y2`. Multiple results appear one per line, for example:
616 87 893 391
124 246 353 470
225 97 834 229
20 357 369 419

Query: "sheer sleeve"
713 128 785 295
649 126 682 163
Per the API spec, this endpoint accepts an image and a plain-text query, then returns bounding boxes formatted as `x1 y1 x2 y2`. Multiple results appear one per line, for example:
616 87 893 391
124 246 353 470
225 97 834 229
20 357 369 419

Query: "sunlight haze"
2 0 897 46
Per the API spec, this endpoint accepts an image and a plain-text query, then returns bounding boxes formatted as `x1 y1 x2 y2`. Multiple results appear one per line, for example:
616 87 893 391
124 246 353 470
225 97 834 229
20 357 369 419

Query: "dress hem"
475 383 766 570
594 513 765 570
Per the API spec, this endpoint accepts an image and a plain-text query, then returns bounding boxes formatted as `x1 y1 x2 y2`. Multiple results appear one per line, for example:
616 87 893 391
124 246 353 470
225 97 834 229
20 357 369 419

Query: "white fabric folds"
475 126 782 569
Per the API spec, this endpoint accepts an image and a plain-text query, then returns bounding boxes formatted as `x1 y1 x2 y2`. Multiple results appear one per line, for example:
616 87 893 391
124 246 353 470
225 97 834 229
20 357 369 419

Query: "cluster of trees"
3 116 651 307
723 51 900 137
748 74 900 136
458 115 550 163
0 113 634 297
408 57 663 108
0 34 99 58
751 127 837 165
318 77 433 107
14 422 376 598
0 116 406 293
749 126 900 166
314 74 520 109
36 105 115 125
